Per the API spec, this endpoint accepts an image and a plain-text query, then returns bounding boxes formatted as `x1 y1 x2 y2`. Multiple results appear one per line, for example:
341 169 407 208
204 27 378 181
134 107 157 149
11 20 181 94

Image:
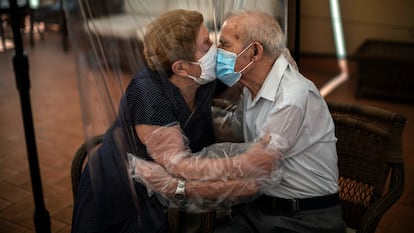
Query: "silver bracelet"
174 178 186 199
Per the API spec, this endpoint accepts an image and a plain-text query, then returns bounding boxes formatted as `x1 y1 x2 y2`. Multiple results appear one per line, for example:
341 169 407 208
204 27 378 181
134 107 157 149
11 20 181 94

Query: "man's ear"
252 42 264 61
171 60 188 77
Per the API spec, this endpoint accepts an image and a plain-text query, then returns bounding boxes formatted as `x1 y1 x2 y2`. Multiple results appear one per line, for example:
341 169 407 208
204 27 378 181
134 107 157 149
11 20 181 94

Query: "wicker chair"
211 99 407 232
327 101 406 233
71 134 103 200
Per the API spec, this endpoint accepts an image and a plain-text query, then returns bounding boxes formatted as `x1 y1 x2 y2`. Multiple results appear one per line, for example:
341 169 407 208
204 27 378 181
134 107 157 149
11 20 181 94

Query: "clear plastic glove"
142 123 282 182
211 98 241 143
128 153 261 211
212 97 245 143
128 153 177 197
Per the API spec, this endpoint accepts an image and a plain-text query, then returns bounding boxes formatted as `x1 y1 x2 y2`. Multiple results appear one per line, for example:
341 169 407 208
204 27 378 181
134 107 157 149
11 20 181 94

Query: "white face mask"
187 44 217 85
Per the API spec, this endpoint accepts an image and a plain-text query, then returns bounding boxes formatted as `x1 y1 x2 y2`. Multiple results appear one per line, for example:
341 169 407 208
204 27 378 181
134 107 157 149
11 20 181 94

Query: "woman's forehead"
196 25 210 43
195 25 212 51
193 25 212 59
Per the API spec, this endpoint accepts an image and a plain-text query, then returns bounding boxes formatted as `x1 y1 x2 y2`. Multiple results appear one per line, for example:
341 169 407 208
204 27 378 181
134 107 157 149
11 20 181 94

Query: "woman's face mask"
187 44 217 85
216 43 254 87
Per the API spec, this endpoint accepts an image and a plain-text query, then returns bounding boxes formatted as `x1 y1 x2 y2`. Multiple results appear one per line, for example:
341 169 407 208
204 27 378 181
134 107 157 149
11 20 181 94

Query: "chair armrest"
357 163 405 233
71 135 104 200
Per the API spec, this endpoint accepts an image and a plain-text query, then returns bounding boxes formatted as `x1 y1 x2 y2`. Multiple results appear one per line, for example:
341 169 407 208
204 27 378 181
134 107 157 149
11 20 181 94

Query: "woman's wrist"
230 156 243 178
174 178 186 199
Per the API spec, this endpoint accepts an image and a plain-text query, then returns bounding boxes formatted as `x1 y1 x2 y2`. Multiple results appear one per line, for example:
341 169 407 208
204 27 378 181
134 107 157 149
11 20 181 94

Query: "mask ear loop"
237 43 256 73
239 60 254 74
180 60 201 81
236 43 254 57
186 74 198 81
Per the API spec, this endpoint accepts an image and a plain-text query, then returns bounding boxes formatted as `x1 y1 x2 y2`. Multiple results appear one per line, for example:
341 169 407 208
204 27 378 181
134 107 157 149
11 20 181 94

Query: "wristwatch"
174 178 186 199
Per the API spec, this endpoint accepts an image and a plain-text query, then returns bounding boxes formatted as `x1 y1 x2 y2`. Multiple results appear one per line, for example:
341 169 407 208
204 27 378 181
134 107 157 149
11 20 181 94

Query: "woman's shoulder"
126 68 164 93
130 68 157 86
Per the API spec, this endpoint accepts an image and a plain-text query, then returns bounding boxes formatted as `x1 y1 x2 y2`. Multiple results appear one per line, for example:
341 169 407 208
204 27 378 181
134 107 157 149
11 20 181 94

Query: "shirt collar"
246 54 289 105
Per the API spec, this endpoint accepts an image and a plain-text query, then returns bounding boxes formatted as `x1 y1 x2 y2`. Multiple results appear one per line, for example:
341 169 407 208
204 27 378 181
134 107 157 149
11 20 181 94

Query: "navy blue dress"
71 68 216 233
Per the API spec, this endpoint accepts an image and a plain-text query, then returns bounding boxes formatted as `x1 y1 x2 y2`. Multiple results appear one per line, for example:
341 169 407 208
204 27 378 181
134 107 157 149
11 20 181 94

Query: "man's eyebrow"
219 37 228 44
221 41 232 48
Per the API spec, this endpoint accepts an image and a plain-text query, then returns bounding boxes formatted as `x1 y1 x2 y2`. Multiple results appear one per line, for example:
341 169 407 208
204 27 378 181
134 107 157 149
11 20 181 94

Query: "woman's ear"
171 60 188 77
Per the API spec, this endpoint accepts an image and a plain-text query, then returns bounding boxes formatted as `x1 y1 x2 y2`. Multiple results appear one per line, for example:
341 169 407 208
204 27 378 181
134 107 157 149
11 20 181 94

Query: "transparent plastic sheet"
65 0 288 231
128 123 283 212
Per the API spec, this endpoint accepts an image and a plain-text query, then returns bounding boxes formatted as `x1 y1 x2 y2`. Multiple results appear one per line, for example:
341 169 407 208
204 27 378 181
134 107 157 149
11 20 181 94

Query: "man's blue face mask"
216 43 254 87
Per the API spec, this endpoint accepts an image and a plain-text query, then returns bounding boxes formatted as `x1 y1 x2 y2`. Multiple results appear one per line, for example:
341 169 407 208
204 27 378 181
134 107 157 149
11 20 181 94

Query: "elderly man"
214 10 346 233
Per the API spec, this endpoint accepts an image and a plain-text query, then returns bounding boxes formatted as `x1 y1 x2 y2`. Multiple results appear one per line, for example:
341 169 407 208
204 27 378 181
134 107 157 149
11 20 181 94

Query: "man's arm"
135 123 281 181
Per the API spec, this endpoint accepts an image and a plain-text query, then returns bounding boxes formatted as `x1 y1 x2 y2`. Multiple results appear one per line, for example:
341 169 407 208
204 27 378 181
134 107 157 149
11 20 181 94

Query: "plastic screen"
65 0 287 232
65 0 287 138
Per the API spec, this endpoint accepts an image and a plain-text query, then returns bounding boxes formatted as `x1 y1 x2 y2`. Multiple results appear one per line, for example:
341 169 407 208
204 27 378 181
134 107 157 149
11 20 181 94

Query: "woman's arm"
135 123 281 181
130 155 259 200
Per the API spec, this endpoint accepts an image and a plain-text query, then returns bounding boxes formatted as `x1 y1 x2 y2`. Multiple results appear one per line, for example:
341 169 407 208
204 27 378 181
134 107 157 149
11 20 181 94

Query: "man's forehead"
222 19 239 32
220 21 241 43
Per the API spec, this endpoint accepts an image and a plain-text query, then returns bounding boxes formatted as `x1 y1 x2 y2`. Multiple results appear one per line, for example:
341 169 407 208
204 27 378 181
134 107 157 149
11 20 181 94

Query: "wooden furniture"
355 40 414 103
71 134 103 200
0 0 31 50
30 0 69 51
327 101 406 233
82 14 149 75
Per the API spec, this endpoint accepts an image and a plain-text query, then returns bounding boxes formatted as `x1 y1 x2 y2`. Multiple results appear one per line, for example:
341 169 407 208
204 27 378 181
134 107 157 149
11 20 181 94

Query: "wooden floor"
0 31 413 233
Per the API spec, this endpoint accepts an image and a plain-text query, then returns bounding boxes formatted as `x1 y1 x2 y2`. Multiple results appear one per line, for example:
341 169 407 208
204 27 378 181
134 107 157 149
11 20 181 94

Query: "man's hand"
235 133 282 178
